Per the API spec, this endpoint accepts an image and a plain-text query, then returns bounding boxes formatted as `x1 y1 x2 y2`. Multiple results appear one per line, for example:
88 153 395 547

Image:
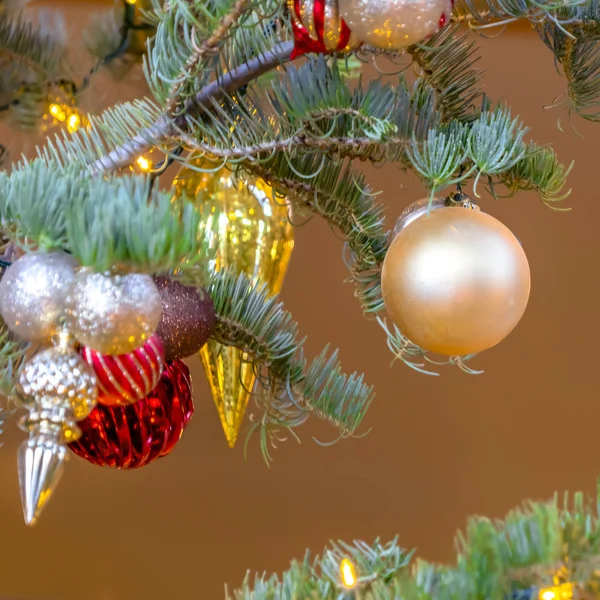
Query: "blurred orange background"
0 2 597 599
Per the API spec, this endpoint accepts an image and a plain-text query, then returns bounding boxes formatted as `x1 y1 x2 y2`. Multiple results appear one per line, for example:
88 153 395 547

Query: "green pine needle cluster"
206 269 375 459
230 484 600 599
0 317 28 398
0 159 211 275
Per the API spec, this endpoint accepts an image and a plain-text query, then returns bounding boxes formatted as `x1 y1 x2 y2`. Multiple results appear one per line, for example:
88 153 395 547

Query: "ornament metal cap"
18 424 68 526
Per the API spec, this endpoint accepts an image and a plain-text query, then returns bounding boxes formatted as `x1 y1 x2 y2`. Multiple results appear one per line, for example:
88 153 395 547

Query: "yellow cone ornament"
172 163 294 447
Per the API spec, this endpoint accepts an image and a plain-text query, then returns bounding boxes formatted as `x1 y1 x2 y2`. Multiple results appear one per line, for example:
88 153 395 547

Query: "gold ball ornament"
381 207 530 356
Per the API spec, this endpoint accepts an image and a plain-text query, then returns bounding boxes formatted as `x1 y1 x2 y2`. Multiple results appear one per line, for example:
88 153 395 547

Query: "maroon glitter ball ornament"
68 360 194 469
154 276 216 361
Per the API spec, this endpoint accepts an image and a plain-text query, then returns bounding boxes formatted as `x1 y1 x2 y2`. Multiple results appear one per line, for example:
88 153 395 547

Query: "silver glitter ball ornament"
68 270 162 355
339 0 453 50
18 343 98 421
0 251 77 343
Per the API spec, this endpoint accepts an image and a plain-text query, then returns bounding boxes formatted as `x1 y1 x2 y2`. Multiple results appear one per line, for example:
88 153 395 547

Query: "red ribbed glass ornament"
68 360 194 469
81 334 165 406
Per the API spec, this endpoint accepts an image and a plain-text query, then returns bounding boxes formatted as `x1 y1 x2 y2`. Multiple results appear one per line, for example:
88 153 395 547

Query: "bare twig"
180 131 411 161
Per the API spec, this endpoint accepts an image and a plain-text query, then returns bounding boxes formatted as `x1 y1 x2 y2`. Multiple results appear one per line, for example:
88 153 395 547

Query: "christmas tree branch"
407 26 483 124
0 316 28 398
0 160 212 275
85 41 294 175
207 269 375 452
163 0 253 114
0 11 74 129
541 16 600 121
496 142 573 205
454 0 586 28
230 484 600 599
180 56 438 167
0 11 68 81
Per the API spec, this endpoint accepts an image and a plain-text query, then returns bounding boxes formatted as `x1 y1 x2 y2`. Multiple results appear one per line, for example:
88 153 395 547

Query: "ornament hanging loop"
444 191 480 211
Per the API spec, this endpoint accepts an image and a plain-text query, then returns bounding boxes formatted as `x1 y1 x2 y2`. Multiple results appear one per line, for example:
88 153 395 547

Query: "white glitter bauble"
68 271 162 355
338 0 453 50
0 252 77 343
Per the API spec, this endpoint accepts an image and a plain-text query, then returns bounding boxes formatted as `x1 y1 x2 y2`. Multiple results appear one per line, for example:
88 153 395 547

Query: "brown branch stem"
164 0 252 115
179 131 412 162
88 41 294 176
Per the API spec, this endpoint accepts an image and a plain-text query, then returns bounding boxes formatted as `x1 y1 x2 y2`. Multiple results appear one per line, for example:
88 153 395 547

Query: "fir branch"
85 41 293 174
241 154 389 315
230 486 600 599
407 125 469 193
181 133 412 161
454 0 585 28
0 159 212 275
181 57 438 165
407 26 483 124
0 11 74 129
496 142 573 206
0 11 67 79
465 106 528 195
146 0 266 109
543 24 600 121
0 316 28 398
207 269 375 450
163 0 252 114
452 0 600 121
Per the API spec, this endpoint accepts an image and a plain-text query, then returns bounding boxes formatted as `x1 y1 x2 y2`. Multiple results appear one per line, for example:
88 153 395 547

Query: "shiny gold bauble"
381 207 530 356
172 162 294 447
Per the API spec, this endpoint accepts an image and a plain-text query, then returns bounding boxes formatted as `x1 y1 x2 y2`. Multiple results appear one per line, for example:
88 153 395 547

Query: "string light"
136 156 152 172
539 583 573 600
48 103 67 122
67 113 81 134
340 558 357 589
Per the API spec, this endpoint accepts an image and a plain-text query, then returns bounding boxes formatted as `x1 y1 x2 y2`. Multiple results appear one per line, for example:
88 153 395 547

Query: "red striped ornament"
288 0 359 59
81 335 165 406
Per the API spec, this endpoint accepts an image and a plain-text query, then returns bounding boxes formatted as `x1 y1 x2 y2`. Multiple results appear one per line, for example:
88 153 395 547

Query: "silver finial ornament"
16 331 98 525
18 426 67 526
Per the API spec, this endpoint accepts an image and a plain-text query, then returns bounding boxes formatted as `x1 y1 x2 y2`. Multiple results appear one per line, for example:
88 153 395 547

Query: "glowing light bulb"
136 156 152 172
539 583 573 600
340 558 357 589
49 103 67 122
125 0 137 4
67 112 81 133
